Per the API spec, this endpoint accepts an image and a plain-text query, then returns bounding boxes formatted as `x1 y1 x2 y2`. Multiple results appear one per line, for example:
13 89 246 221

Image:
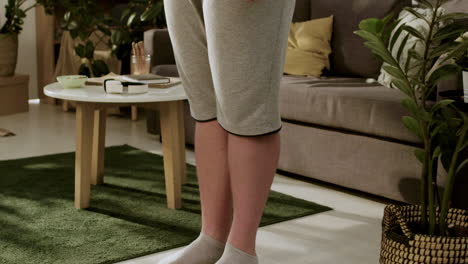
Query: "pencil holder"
131 54 151 75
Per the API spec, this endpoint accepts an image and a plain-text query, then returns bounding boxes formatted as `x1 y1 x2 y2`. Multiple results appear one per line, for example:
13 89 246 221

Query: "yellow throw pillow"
284 15 334 77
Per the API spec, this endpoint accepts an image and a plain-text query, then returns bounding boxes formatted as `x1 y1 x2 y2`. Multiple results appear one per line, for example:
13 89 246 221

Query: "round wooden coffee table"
44 82 187 209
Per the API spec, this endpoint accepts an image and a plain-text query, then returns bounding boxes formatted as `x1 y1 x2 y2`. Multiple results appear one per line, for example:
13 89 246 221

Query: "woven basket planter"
0 33 18 77
380 204 468 264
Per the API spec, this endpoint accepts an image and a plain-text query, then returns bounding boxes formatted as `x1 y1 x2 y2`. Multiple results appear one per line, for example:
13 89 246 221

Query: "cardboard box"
0 74 29 115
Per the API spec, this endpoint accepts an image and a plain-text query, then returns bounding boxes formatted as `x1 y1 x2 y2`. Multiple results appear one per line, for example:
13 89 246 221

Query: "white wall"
0 0 39 99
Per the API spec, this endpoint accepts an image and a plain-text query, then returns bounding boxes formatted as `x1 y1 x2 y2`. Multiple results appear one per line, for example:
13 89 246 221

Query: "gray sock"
158 232 225 264
215 242 259 264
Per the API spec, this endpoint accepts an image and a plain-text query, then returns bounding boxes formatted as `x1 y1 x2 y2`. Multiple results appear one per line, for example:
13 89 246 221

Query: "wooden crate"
0 74 29 115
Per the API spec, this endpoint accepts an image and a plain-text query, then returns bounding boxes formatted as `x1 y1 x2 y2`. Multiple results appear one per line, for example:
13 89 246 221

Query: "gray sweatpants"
163 0 296 136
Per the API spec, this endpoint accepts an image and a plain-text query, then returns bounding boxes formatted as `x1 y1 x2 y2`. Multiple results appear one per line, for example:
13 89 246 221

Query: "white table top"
44 82 187 103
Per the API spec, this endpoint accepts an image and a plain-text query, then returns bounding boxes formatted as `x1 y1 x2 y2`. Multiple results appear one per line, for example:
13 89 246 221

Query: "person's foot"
158 232 225 264
215 242 259 264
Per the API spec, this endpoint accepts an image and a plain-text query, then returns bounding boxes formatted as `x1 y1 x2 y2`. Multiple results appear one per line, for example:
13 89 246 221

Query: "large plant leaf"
433 146 442 159
439 41 468 65
358 18 384 35
402 116 423 138
383 65 406 80
111 30 122 45
78 64 91 77
428 64 460 85
403 25 426 41
415 148 426 163
392 79 413 96
431 99 455 113
389 23 405 52
141 4 162 22
97 24 111 36
397 34 411 62
430 41 459 59
404 7 430 24
84 40 94 59
91 60 110 77
362 41 396 66
404 43 420 74
127 12 137 27
75 44 86 58
433 23 466 42
438 13 468 23
120 8 131 22
431 123 445 138
382 13 398 43
355 29 382 44
402 98 419 116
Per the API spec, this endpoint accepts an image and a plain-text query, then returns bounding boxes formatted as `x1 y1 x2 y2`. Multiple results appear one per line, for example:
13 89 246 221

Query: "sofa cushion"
284 15 334 77
279 75 421 144
309 0 411 77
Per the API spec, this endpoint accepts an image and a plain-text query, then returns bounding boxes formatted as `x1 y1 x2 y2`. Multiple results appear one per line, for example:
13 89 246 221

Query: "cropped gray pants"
163 0 296 136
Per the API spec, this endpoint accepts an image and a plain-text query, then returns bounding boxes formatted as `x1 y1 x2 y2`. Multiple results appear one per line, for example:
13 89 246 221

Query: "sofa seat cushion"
279 75 421 144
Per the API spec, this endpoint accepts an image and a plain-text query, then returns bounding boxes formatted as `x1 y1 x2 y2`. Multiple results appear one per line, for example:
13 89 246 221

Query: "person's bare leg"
224 131 281 257
159 119 233 264
196 120 233 242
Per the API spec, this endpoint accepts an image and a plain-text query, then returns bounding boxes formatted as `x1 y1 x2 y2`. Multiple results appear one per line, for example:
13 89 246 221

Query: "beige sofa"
144 0 468 209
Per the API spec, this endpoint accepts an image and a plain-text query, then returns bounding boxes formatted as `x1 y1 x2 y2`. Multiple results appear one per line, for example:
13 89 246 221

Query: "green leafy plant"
455 32 468 71
0 0 57 34
37 0 165 77
355 0 468 236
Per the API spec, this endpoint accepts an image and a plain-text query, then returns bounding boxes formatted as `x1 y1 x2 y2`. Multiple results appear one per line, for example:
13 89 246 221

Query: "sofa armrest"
144 28 176 68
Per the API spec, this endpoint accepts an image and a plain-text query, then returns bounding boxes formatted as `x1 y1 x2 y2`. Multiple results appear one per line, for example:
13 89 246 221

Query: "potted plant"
355 0 468 263
54 0 165 76
0 0 57 76
0 0 31 76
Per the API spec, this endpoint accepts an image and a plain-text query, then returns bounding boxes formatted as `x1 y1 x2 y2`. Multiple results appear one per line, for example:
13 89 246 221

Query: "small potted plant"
0 0 30 76
355 0 468 263
0 0 56 76
455 32 468 102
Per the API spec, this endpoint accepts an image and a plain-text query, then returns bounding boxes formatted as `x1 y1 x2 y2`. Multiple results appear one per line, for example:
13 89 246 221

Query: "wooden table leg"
62 100 69 112
91 108 106 185
75 103 95 209
131 105 138 121
159 100 186 209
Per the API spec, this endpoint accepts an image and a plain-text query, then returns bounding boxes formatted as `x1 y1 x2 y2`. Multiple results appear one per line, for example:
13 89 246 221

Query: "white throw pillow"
378 7 446 89
378 8 430 88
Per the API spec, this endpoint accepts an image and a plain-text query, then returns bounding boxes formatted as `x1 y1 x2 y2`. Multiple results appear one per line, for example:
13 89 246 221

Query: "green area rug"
0 145 331 264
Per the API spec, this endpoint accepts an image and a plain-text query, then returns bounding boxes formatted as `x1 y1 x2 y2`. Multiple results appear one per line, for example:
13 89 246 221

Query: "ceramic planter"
0 33 18 77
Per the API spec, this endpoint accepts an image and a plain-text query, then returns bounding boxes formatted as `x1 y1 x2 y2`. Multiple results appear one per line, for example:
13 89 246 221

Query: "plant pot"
380 204 468 264
0 33 19 77
463 71 468 103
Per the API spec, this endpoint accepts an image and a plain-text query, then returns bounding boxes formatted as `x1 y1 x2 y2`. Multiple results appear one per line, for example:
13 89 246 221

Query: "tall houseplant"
0 0 59 76
0 0 32 76
355 0 468 262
